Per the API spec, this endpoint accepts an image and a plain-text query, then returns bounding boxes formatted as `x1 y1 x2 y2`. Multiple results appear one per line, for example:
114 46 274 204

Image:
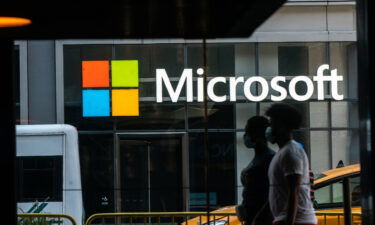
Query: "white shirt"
268 140 317 224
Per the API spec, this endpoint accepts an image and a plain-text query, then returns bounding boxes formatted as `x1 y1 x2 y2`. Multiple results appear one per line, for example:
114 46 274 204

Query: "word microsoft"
156 64 343 103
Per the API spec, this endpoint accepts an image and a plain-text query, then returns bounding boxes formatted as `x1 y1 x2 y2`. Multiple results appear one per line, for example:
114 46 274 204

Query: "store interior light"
0 17 31 28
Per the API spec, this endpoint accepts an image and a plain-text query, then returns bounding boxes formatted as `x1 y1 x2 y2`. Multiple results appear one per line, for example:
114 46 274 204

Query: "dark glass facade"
62 42 359 217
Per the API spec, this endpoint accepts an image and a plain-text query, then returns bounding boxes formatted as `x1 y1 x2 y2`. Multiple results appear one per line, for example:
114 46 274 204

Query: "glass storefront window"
114 44 185 78
11 0 362 222
332 130 360 167
79 134 115 216
259 43 326 76
187 43 235 77
309 102 329 128
330 42 358 99
119 138 183 212
235 103 257 129
189 132 235 210
59 40 360 214
188 103 235 129
116 103 186 130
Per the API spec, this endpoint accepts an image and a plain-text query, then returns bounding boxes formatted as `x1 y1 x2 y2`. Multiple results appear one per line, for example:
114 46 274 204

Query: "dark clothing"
241 147 275 225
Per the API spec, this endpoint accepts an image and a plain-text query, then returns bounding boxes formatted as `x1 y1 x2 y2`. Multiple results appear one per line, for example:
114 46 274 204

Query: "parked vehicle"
16 124 83 225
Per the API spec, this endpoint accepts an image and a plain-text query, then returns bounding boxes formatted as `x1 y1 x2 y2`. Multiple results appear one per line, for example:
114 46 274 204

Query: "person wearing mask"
238 116 275 225
262 103 317 225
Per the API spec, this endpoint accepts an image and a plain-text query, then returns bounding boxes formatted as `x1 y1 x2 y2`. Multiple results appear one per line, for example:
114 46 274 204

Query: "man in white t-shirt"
257 103 317 225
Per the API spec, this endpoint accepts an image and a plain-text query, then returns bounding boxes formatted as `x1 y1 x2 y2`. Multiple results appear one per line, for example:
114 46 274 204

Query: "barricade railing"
18 213 77 225
85 212 362 225
315 212 362 225
85 212 240 225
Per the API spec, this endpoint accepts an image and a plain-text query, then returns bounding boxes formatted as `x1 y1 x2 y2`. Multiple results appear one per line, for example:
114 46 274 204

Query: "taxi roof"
314 164 360 185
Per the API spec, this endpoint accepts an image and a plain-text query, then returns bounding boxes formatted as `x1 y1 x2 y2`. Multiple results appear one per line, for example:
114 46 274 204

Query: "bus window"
17 156 62 202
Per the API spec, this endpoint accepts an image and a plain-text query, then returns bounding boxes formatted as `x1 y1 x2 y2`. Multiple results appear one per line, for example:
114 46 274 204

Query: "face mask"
243 134 256 149
265 127 276 143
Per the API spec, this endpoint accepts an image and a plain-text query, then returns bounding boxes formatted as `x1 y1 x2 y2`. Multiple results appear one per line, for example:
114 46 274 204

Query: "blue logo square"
82 90 110 117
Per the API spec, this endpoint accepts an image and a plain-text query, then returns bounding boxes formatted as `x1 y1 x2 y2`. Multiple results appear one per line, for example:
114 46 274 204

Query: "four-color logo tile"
82 60 139 117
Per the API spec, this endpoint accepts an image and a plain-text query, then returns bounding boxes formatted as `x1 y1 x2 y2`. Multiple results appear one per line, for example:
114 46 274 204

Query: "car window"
315 179 344 209
350 175 361 207
314 174 360 209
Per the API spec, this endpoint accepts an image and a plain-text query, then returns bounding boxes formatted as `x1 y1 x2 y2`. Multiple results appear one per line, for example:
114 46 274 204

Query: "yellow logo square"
111 89 139 116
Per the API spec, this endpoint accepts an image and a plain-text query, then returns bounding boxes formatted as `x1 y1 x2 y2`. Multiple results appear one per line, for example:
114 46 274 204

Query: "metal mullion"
78 130 115 135
114 133 121 213
187 129 236 133
55 40 65 124
77 127 351 134
182 133 190 211
183 43 191 211
255 42 260 116
147 143 151 213
184 43 190 133
326 41 335 203
328 102 334 202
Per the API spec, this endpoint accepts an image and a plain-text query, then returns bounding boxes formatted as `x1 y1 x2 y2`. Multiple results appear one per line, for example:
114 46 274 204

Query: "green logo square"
111 60 139 87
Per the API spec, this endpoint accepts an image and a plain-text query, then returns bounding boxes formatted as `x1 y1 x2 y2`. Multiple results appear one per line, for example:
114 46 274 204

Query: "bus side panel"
17 125 84 225
17 202 63 214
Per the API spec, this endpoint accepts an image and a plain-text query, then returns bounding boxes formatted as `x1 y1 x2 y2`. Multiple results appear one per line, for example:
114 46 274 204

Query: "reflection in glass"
79 134 114 215
119 137 182 212
189 132 235 210
310 131 330 174
309 102 329 128
260 102 309 128
332 130 359 167
235 103 257 129
330 42 357 99
188 103 234 129
59 41 360 216
187 43 235 76
115 44 185 78
116 103 185 130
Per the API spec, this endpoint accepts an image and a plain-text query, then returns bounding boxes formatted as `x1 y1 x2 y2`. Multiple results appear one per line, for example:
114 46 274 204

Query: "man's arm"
285 174 301 225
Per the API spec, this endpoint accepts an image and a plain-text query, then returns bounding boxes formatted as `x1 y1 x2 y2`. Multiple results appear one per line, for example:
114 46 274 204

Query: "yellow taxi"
186 164 361 225
314 164 361 225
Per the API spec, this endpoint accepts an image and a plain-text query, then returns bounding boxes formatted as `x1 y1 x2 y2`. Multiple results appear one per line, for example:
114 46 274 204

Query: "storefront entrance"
114 133 188 212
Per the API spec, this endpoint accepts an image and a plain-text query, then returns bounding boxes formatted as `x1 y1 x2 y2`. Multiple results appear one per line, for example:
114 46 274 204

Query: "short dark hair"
245 116 269 138
265 103 302 129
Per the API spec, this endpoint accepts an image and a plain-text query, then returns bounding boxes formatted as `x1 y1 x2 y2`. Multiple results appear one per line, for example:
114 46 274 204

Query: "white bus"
16 124 83 225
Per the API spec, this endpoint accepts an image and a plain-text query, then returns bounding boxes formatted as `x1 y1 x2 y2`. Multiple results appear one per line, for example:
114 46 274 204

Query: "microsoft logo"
82 60 139 117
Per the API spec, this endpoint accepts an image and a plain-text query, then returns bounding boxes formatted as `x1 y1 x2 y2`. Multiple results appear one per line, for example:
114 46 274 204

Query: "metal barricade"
85 211 362 225
315 212 362 225
18 213 77 225
85 212 241 225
